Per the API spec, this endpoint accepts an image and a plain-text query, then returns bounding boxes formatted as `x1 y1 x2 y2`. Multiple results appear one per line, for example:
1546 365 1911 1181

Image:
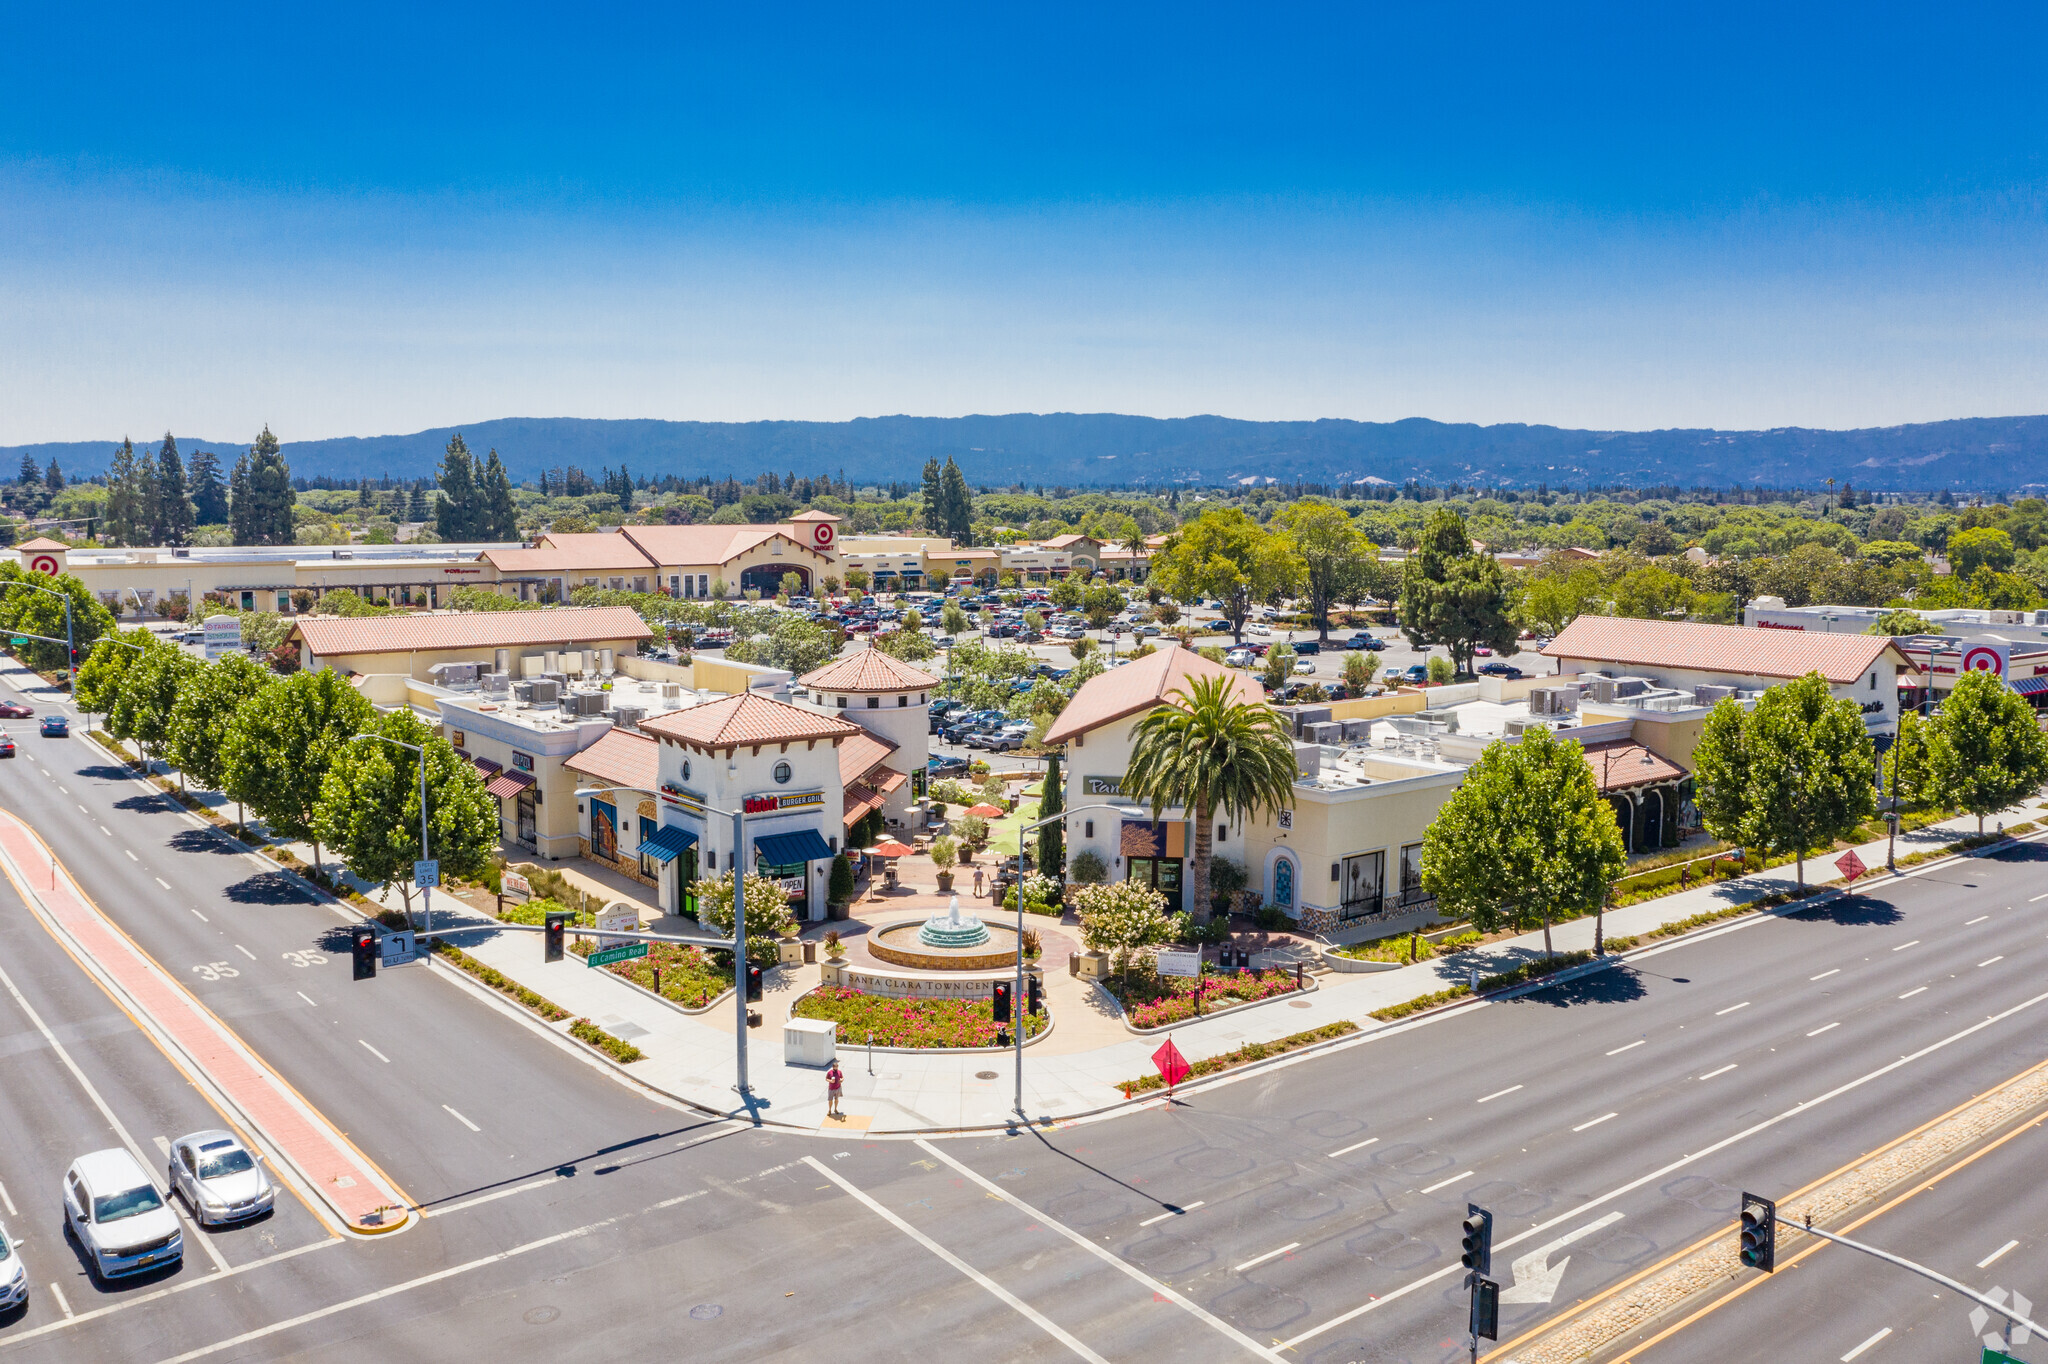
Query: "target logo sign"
1961 644 2008 678
28 555 58 576
809 521 835 551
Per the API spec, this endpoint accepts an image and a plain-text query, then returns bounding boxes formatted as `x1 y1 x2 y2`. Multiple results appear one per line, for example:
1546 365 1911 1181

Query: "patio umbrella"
964 803 1005 818
868 840 916 859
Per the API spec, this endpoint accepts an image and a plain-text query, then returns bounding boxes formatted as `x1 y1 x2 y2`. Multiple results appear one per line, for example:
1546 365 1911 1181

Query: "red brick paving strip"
0 810 411 1233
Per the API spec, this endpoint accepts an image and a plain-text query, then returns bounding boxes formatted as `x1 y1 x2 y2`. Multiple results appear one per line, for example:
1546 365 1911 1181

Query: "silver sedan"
167 1131 275 1226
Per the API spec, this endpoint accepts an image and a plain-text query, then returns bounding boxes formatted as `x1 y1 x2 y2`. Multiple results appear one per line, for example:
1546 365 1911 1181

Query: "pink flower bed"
1125 968 1301 1029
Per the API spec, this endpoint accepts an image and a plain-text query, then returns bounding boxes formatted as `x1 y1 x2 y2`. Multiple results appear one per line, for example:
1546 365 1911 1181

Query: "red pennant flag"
1835 849 1866 883
1152 1038 1191 1089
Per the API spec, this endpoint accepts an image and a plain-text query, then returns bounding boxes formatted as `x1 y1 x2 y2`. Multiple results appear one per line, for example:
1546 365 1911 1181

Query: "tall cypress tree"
43 458 63 496
243 426 295 545
920 458 943 532
155 433 194 546
481 448 519 540
228 453 254 544
15 455 43 515
435 432 479 540
1036 753 1064 877
133 444 162 545
104 439 140 546
188 448 228 525
939 457 974 544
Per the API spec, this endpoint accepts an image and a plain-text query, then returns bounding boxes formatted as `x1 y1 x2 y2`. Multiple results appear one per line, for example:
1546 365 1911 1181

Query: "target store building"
482 512 844 603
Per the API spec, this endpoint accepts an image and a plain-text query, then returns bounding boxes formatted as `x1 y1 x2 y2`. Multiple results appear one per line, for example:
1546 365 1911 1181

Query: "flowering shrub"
1122 967 1302 1029
603 942 730 1008
792 987 1049 1048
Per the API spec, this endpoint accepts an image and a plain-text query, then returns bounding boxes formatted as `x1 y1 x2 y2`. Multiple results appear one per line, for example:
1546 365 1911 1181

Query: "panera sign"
1084 776 1123 795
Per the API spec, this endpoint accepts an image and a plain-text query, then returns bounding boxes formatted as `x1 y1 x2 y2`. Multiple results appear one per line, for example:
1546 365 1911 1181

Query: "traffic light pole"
1007 802 1123 1122
0 580 77 696
1797 1217 2048 1341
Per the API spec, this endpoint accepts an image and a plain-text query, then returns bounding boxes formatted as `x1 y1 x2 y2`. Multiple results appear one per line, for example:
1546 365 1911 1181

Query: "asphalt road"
0 657 2044 1361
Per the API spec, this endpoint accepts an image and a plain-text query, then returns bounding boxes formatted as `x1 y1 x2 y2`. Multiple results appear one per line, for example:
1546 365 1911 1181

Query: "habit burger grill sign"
744 790 824 814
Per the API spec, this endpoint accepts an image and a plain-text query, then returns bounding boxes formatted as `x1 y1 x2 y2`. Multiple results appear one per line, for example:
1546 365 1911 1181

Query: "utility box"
783 1017 837 1067
1072 949 1108 979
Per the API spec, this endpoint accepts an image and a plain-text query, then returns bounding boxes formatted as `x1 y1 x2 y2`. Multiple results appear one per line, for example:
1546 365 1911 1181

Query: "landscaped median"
791 986 1049 1049
1109 966 1309 1031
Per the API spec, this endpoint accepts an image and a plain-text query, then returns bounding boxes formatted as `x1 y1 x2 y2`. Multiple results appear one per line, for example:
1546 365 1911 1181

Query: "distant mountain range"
10 413 2048 491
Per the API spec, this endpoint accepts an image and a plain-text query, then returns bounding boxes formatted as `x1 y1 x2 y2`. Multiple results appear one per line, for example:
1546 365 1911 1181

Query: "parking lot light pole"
350 733 432 938
1007 800 1125 1122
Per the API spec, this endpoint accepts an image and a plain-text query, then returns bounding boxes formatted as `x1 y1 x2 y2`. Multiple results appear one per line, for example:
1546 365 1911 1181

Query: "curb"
1106 969 1321 1036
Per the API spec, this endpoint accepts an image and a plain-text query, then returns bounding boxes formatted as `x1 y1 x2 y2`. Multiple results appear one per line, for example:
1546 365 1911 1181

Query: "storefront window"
590 800 617 861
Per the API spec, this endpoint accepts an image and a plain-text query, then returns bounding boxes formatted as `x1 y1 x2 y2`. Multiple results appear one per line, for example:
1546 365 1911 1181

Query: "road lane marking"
1900 987 1928 999
49 1282 72 1318
1327 1138 1379 1158
1979 1239 2019 1268
1811 969 1840 981
804 1156 1110 1363
359 1040 390 1064
1966 915 1990 925
1698 1064 1737 1080
153 1135 171 1157
1980 957 2005 967
124 849 137 861
914 1140 1287 1363
424 1175 563 1218
1420 1171 1475 1194
1476 1085 1523 1103
1573 1113 1618 1132
1140 1200 1204 1226
76 804 85 813
0 1178 14 1215
156 877 171 889
1809 1023 1841 1036
189 907 206 921
296 991 315 1007
442 1105 480 1132
99 824 111 836
1234 1242 1300 1273
234 943 256 961
2031 892 2048 902
1892 940 1920 951
1607 1039 1645 1055
1841 1326 1890 1360
1715 1002 1750 1016
0 1239 339 1348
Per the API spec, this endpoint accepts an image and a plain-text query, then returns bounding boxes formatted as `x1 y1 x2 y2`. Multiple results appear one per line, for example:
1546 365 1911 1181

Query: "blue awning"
754 828 835 865
639 824 699 863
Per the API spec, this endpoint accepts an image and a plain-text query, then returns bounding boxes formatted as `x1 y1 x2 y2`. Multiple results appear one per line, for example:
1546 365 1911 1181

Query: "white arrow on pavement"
1497 1210 1626 1304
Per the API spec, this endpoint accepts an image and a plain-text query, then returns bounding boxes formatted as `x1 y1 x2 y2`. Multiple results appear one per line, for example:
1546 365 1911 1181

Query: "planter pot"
936 871 955 891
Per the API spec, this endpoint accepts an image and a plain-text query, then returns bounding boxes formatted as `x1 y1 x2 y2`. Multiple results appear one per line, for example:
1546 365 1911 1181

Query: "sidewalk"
373 797 2048 1134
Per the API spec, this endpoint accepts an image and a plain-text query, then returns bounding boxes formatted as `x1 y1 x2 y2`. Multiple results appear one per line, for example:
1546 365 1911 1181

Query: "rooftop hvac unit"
575 691 612 716
1304 721 1344 745
1504 715 1550 737
512 681 535 704
543 651 559 674
611 705 646 732
1586 677 1617 704
496 648 511 675
482 672 510 693
428 662 478 686
660 682 683 700
1292 742 1321 779
1612 677 1651 698
599 648 615 674
528 679 560 705
1693 684 1737 706
1419 708 1460 734
1340 718 1373 742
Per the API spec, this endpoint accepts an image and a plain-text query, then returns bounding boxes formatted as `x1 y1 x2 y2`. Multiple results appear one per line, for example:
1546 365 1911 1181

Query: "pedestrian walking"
973 866 985 899
825 1061 844 1119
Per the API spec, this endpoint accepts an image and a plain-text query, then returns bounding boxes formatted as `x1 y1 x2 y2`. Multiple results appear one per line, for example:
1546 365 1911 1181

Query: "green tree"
725 615 839 675
1123 673 1298 923
168 654 275 833
1082 582 1123 630
1149 508 1299 644
103 438 142 546
1261 644 1296 692
314 709 499 919
1072 878 1185 982
1420 726 1627 957
1926 668 2048 832
695 871 796 963
1872 608 1934 636
1036 753 1064 876
940 602 969 636
920 458 944 534
232 427 295 545
1399 508 1518 675
1883 707 1934 811
435 433 480 541
1612 564 1693 620
13 455 43 515
1341 650 1375 693
222 667 375 870
1271 500 1367 641
131 444 161 548
1692 674 1876 886
938 458 974 543
74 627 157 718
1948 526 2016 578
0 562 115 674
187 448 229 525
480 448 520 541
107 645 201 778
155 433 194 546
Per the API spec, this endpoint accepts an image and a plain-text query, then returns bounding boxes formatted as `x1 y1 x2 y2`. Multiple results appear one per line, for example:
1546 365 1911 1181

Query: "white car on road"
0 1218 25 1312
1294 657 1316 674
64 1149 182 1280
168 1130 275 1226
1244 622 1272 637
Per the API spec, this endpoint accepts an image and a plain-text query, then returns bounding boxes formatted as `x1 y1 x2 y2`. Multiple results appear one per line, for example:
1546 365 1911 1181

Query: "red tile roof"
483 533 655 574
801 646 939 692
1543 616 1907 686
1043 645 1264 746
485 771 534 800
1040 534 1098 550
293 605 653 658
562 728 661 793
639 691 865 750
843 782 886 827
1581 740 1686 792
16 537 68 552
836 729 900 785
619 525 831 569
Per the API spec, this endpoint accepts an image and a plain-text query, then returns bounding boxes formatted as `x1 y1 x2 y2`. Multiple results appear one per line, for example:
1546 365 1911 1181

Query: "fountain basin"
871 920 1021 972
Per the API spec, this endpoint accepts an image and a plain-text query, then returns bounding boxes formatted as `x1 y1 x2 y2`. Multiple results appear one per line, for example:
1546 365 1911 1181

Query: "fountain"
871 893 1020 971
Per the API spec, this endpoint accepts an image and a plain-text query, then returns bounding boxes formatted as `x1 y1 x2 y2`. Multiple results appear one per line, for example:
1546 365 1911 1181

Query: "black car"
928 754 969 778
40 714 69 737
1478 662 1525 679
1341 633 1385 651
1292 640 1321 655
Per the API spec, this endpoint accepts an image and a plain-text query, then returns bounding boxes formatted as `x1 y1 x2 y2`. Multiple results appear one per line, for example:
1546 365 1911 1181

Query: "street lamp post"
1006 799 1126 1122
351 733 433 939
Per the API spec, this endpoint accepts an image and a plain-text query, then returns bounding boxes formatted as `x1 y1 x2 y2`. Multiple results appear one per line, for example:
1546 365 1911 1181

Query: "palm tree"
1123 673 1298 923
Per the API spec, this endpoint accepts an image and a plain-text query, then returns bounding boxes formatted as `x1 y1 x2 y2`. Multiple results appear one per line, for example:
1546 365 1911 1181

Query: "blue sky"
5 2 2047 442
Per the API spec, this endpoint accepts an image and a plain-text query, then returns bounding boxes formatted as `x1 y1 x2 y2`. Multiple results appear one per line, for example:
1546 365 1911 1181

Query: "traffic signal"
351 927 377 981
745 964 763 1002
1461 1205 1493 1275
992 981 1011 1023
1739 1192 1776 1271
1027 975 1042 1016
1469 1276 1499 1341
543 909 571 963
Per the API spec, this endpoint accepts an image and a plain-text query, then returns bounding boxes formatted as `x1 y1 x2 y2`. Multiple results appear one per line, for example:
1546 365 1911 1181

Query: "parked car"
944 711 1005 745
1478 662 1525 679
1474 646 1494 657
1244 622 1272 637
1225 648 1254 668
0 1216 23 1313
40 714 68 737
167 1130 275 1227
982 723 1033 753
1294 657 1316 675
1137 623 1162 636
928 754 969 778
63 1149 181 1281
0 699 31 719
1291 639 1321 655
1340 633 1385 651
1401 663 1430 683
